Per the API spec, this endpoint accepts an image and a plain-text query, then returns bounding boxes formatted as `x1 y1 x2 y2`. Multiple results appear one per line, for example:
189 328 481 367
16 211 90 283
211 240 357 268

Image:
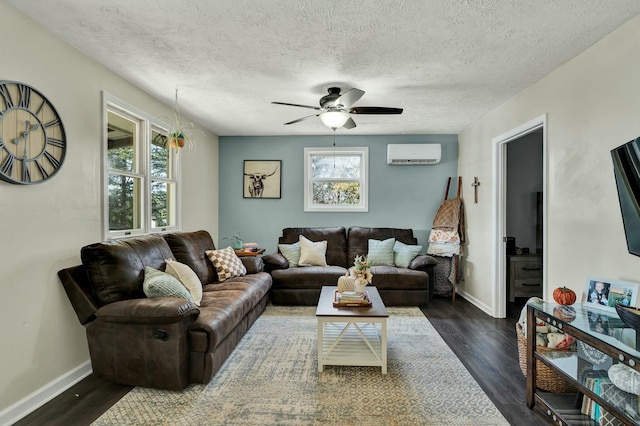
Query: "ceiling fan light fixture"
319 111 350 129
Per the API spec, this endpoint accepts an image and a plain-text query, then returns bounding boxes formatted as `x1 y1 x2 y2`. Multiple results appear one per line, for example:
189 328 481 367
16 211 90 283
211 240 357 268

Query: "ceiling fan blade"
335 88 365 109
272 101 321 111
284 114 319 125
343 117 356 129
348 106 403 115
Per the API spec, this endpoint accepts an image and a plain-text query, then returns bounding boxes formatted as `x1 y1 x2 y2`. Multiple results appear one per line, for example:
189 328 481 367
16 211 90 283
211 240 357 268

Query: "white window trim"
102 92 180 239
304 146 368 212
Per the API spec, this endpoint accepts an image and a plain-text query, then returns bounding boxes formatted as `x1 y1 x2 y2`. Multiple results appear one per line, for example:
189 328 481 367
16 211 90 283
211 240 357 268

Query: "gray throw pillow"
143 267 194 302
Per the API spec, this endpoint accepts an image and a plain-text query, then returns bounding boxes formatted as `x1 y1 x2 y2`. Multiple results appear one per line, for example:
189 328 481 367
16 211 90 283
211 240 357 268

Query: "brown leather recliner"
263 226 436 306
58 230 272 390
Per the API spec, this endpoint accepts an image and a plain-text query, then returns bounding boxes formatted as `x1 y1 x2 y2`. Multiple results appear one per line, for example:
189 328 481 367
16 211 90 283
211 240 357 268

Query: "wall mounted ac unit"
387 144 442 165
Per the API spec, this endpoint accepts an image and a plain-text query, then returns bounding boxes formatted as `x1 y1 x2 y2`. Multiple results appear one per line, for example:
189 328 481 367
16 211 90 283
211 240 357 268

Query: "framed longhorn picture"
243 160 281 199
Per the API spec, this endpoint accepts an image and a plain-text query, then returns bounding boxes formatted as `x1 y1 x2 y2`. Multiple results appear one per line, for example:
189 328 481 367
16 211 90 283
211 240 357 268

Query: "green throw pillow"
143 267 194 302
393 241 423 268
278 241 301 267
367 238 396 266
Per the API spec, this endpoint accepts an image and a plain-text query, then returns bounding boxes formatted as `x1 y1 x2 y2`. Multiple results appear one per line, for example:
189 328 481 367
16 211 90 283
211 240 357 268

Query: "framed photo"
583 277 639 312
243 160 281 199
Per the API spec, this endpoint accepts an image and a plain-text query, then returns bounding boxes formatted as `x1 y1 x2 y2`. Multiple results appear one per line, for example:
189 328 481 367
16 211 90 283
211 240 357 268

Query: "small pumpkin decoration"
553 286 577 305
553 305 577 322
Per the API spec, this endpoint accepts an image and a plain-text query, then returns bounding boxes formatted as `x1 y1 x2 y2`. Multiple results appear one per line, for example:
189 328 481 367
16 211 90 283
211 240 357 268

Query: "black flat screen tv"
611 137 640 257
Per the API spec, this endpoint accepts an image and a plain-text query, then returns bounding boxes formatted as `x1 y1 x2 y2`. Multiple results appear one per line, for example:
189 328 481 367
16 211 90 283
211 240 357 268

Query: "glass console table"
526 301 640 425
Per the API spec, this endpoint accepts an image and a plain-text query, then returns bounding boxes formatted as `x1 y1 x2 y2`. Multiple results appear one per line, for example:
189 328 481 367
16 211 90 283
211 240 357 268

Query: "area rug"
92 306 508 426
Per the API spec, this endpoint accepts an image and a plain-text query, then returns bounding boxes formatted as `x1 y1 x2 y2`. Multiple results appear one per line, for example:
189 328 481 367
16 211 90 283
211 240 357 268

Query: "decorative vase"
338 275 357 292
354 281 368 293
232 240 243 250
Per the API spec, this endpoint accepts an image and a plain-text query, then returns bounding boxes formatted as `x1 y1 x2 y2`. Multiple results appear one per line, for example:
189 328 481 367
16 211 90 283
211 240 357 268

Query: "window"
104 94 179 239
304 147 368 212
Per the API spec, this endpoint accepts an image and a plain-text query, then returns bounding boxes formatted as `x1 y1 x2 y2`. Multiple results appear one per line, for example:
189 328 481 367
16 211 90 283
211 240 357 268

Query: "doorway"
491 115 547 318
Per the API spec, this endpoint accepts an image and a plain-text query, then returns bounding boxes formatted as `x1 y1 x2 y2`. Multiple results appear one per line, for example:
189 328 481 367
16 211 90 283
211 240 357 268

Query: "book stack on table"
333 290 372 307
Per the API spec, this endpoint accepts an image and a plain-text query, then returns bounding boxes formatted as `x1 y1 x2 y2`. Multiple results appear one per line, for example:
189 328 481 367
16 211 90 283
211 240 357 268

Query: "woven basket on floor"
516 323 577 393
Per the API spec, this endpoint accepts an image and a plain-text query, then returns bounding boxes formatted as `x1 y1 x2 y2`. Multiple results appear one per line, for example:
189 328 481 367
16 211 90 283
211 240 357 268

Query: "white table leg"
317 318 323 372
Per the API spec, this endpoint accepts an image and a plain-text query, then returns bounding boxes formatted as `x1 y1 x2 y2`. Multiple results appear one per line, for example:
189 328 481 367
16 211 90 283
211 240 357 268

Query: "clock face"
0 81 66 184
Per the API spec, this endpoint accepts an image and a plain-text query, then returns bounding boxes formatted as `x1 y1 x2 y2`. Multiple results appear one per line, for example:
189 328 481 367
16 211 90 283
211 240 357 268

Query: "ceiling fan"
271 87 403 129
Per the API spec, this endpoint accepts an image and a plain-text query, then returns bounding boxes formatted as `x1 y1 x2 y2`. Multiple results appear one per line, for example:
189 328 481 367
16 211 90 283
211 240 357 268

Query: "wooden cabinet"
508 254 542 302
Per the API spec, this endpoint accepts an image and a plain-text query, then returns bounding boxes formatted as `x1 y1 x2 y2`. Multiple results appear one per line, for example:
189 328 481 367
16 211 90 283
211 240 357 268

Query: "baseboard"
0 360 92 425
455 289 495 317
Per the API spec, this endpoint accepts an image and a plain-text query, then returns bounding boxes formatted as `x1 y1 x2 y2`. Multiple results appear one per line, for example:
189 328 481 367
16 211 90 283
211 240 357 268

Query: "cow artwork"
243 160 281 199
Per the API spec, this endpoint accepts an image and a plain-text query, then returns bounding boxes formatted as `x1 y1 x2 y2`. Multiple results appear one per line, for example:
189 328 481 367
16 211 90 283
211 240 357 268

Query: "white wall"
458 15 640 310
0 1 218 416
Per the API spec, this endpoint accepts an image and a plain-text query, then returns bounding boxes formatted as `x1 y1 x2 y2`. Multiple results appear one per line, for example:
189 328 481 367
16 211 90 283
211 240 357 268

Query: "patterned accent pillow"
165 259 203 305
278 241 301 267
367 238 396 266
298 235 327 266
205 246 247 282
393 241 423 268
143 267 194 302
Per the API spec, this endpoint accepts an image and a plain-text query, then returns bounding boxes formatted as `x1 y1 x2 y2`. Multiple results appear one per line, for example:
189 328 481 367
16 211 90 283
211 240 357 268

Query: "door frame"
491 114 547 318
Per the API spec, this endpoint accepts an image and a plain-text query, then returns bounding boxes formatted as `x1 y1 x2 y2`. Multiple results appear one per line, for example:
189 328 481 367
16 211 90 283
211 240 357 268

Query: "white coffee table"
316 286 388 374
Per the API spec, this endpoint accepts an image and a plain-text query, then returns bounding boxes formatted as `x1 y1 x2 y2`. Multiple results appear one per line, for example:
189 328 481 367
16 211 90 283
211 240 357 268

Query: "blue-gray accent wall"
219 134 458 254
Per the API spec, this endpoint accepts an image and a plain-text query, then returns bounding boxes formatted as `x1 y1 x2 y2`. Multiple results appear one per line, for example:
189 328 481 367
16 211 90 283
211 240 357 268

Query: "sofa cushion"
270 266 348 289
190 272 272 353
165 259 203 305
393 241 423 268
278 242 301 267
81 234 174 306
367 238 396 266
298 235 328 266
370 265 429 290
279 227 348 268
143 267 194 302
206 247 247 282
164 231 218 284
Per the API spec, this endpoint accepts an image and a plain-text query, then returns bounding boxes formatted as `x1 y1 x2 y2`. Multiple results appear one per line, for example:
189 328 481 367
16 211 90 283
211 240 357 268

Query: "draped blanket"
427 197 465 257
427 195 465 296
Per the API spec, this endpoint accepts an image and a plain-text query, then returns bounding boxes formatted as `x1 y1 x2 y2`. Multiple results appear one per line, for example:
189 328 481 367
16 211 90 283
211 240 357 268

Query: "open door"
491 115 547 318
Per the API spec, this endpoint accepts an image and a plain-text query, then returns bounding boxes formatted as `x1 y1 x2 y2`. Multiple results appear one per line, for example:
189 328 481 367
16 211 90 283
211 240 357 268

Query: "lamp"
319 111 350 129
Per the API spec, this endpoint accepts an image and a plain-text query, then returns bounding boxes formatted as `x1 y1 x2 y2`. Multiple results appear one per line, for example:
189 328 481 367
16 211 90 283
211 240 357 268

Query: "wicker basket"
516 322 577 393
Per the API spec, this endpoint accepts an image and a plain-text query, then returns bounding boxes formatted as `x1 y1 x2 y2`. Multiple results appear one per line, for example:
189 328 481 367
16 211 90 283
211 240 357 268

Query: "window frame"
303 146 368 212
102 93 180 239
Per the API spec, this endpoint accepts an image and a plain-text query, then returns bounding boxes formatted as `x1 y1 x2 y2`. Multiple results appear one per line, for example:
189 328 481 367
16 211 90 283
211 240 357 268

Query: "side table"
234 248 265 257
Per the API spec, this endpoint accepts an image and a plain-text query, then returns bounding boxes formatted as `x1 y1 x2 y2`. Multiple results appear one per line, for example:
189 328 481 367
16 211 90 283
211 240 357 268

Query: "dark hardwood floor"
14 296 549 426
423 296 549 425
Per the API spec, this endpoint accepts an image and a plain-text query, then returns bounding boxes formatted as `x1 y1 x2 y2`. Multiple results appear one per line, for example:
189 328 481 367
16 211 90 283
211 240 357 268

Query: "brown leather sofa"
58 230 272 390
262 226 436 306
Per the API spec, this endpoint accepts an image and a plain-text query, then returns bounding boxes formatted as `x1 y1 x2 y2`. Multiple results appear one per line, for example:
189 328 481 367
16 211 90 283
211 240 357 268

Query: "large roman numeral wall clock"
0 81 66 184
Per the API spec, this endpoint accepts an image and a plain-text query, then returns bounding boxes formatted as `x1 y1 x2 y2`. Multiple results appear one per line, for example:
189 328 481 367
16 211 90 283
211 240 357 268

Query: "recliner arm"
95 297 200 325
240 256 264 274
409 254 438 271
262 253 289 272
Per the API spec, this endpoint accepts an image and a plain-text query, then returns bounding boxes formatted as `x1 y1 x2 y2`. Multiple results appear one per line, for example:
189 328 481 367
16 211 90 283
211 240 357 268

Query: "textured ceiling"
7 1 640 136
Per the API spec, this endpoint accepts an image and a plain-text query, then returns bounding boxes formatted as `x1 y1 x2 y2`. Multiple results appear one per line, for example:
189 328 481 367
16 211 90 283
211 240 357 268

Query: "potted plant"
165 110 198 151
162 87 202 151
223 232 243 250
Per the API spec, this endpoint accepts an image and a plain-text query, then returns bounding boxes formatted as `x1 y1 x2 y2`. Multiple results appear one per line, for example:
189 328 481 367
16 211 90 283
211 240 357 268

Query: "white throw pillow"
165 259 203 306
298 235 327 266
278 241 301 267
